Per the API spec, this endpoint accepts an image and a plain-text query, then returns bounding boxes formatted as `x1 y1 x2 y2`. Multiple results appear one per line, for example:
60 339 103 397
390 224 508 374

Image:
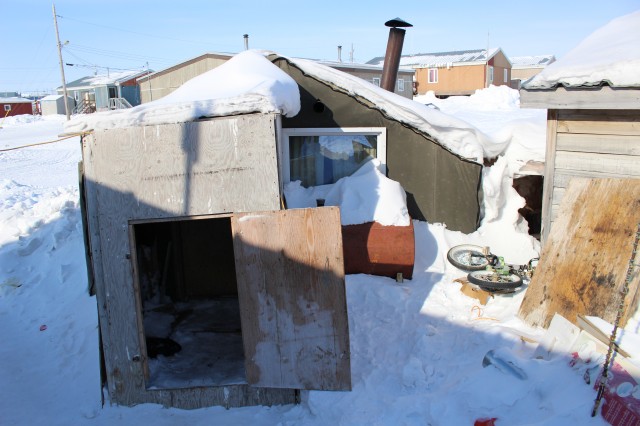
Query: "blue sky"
2 0 639 94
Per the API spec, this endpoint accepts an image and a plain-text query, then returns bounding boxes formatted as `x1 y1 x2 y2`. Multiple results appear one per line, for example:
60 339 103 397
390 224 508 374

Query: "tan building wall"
512 67 544 81
415 50 511 96
139 54 232 103
415 65 486 96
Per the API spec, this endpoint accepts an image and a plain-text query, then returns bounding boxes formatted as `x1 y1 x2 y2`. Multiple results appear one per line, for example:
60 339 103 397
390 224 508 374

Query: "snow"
2 52 638 424
523 10 640 89
63 50 301 133
284 159 410 226
415 85 547 167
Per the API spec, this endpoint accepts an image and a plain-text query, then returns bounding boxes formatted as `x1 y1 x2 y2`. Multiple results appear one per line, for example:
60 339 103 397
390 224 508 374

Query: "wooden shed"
519 11 640 243
1 96 33 117
81 113 351 409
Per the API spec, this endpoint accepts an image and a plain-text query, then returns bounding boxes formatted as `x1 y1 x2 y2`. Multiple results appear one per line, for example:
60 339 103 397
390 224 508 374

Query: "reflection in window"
289 135 377 187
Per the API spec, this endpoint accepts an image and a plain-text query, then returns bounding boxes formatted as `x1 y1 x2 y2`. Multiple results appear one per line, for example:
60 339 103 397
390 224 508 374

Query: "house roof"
314 60 414 75
366 48 506 68
510 55 556 69
0 96 32 103
61 69 151 90
522 11 640 90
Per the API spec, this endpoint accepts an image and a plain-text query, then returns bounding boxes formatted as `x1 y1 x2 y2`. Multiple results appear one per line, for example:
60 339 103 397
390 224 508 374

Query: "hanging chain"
592 223 640 417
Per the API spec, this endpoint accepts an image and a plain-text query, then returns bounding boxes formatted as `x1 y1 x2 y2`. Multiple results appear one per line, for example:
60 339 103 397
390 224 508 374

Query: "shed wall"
273 58 482 233
541 109 640 242
2 102 32 116
82 113 287 408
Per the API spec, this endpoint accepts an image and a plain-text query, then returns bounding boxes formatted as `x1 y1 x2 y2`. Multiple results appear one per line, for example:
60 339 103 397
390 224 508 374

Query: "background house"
519 11 640 243
58 69 150 114
137 52 415 103
1 96 33 117
369 48 512 97
510 55 556 89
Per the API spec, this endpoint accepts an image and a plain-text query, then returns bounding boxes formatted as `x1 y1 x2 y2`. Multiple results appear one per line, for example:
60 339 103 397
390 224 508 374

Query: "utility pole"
52 3 70 120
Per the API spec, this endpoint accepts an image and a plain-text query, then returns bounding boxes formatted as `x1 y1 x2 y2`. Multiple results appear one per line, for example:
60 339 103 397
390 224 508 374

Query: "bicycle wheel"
447 245 490 271
468 270 523 291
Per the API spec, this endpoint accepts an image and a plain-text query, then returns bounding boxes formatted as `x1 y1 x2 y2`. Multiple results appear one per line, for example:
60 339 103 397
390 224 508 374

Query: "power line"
58 14 219 47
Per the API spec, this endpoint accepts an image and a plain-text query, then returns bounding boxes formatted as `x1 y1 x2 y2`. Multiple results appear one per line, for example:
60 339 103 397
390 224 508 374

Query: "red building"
1 97 33 117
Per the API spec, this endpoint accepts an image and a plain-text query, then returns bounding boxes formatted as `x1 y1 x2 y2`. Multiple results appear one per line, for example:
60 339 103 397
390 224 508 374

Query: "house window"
372 77 380 87
504 69 508 83
397 79 405 92
428 68 438 83
282 128 387 188
488 66 494 83
4 105 10 111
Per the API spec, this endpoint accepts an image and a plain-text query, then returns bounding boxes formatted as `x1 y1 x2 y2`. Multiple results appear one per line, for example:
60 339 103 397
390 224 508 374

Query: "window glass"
397 79 405 92
4 105 10 111
289 135 377 187
372 77 380 86
428 68 438 83
504 69 508 83
488 66 494 83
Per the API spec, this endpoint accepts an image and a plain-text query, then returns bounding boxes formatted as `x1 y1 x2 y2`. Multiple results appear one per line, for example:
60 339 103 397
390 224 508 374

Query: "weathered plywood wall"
542 109 640 242
519 178 640 329
82 113 290 408
232 207 351 391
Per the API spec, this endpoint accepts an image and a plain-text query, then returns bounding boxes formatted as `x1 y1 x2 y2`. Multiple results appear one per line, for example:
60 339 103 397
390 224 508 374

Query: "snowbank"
284 160 410 226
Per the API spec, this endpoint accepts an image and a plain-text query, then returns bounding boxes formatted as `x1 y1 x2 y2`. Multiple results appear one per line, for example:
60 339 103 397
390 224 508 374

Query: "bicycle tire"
447 244 490 271
468 270 523 290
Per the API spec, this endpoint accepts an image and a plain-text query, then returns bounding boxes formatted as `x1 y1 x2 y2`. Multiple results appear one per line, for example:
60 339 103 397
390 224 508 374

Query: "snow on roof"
63 50 301 133
510 55 555 69
63 69 150 90
283 55 493 162
0 97 32 103
40 95 65 101
367 48 502 68
523 11 640 89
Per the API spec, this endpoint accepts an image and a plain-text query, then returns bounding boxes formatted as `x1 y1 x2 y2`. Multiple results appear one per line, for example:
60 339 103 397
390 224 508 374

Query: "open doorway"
130 215 246 389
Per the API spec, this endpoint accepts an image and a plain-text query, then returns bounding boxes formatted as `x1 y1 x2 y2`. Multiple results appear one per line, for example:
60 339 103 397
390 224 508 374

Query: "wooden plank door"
231 207 351 391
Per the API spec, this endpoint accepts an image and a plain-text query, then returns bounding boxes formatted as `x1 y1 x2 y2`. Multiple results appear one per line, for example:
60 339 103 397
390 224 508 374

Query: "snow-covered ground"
1 88 634 425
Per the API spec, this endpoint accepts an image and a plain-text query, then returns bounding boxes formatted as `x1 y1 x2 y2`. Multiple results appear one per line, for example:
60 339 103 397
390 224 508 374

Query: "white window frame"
428 68 438 84
504 69 508 83
280 127 387 186
372 77 380 87
488 66 494 83
397 79 405 92
4 104 11 111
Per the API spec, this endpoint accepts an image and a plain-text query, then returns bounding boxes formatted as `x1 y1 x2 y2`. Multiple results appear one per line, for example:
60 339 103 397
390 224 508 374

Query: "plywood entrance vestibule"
81 113 351 409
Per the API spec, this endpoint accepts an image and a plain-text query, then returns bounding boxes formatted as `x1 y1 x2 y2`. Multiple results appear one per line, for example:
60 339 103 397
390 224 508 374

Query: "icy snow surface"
1 91 633 425
523 10 640 89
